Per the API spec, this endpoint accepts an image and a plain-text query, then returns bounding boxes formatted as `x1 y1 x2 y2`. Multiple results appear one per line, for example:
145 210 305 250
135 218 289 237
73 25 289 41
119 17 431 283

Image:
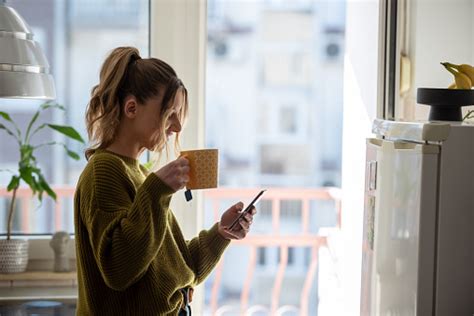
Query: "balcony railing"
204 187 342 316
0 186 342 315
0 187 76 234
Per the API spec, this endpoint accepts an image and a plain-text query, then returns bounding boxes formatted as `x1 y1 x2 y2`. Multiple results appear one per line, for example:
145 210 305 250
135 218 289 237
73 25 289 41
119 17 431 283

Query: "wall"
341 0 381 314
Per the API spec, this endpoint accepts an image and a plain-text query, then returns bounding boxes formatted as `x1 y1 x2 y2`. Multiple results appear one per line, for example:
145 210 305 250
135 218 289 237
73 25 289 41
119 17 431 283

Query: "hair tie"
134 53 142 61
129 54 142 67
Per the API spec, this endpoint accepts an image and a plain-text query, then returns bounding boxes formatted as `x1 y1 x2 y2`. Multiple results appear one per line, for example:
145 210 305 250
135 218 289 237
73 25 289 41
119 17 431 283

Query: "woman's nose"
170 117 182 133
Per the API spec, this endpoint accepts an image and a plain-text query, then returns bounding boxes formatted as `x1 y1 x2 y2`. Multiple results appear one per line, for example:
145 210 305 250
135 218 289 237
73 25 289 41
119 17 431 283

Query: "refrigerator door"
361 138 439 316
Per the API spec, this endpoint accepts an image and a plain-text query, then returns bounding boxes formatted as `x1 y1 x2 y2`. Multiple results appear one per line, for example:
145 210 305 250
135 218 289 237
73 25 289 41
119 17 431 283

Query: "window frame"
150 0 207 313
378 0 403 120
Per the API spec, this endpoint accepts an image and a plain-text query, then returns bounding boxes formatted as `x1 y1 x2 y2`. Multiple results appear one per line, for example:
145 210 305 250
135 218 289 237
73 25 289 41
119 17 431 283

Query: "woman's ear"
123 95 138 118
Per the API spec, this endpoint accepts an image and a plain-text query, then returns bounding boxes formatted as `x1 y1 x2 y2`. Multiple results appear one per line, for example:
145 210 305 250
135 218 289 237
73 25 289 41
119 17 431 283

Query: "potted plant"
0 102 84 273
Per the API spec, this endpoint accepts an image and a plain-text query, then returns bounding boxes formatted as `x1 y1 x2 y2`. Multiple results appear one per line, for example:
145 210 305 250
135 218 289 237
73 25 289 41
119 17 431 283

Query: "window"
0 0 149 236
280 105 298 134
204 0 346 313
278 247 295 265
260 144 312 176
258 247 267 266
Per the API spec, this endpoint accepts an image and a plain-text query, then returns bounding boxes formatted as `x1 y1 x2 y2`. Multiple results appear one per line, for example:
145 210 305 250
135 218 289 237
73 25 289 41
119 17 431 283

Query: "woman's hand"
154 157 190 192
218 202 257 240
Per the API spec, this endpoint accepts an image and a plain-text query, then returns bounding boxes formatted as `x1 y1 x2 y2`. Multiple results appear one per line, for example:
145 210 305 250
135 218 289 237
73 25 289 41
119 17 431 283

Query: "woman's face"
134 90 185 151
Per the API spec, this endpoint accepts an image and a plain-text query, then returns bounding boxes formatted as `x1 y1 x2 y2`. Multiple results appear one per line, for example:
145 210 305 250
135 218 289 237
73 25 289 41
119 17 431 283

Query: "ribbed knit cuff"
207 223 231 253
141 173 175 200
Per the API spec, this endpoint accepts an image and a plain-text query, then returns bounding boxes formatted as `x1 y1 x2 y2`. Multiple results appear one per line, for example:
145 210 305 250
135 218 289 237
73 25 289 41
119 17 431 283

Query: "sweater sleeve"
83 156 174 291
186 223 231 285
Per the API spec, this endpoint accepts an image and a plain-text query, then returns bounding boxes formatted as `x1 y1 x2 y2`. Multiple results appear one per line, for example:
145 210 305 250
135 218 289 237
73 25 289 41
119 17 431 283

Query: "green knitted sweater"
74 149 230 315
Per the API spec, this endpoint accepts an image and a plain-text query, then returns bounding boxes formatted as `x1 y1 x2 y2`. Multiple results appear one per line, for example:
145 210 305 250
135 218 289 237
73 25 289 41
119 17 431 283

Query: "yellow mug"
180 149 219 190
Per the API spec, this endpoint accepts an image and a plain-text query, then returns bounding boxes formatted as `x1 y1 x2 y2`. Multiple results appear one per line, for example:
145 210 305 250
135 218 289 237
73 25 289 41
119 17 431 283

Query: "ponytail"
85 47 140 159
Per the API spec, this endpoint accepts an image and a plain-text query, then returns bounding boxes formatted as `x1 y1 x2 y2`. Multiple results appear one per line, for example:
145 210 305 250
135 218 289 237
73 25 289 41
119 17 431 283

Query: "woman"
74 47 256 315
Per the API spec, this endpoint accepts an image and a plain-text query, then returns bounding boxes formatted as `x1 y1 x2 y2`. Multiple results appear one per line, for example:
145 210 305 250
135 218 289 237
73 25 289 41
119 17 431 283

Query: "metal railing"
204 187 342 316
0 187 76 234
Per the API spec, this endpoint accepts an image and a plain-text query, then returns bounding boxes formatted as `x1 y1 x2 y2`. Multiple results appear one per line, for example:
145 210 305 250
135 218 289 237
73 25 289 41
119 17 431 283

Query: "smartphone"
228 189 266 231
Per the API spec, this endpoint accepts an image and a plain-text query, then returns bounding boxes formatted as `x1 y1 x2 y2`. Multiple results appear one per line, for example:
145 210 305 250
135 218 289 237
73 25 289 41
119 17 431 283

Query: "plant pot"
0 239 29 273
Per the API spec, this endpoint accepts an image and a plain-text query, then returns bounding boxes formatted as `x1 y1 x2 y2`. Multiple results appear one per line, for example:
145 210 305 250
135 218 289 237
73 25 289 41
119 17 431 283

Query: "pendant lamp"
0 0 56 99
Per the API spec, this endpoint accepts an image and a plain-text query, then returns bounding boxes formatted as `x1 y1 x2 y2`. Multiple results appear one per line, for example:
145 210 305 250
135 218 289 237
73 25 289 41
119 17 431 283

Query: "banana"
441 62 472 89
443 62 474 85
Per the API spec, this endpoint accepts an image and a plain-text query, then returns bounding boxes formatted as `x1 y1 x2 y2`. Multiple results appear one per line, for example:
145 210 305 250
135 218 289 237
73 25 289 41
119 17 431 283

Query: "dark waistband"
180 287 193 307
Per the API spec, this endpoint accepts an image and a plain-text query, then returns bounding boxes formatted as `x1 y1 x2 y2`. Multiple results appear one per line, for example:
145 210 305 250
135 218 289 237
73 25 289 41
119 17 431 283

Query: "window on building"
278 246 295 266
280 106 298 134
258 247 267 266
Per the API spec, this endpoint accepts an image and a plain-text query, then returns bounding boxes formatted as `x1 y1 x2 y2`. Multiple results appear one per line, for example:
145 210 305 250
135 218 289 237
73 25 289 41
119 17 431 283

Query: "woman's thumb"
232 202 244 213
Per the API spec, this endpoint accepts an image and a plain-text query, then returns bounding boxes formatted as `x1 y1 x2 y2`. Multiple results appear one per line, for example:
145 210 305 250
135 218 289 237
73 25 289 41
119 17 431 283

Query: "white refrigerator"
360 119 474 316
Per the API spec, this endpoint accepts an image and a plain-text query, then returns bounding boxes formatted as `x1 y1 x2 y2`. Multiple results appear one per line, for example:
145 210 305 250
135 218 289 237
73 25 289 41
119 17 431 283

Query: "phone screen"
228 189 266 230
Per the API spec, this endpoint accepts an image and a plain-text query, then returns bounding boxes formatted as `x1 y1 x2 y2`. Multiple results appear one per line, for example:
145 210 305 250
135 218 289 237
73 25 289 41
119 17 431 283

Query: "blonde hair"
84 47 188 160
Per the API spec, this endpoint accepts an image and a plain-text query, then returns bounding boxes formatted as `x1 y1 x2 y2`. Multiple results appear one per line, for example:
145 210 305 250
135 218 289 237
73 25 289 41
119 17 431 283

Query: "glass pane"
204 0 346 315
0 0 149 235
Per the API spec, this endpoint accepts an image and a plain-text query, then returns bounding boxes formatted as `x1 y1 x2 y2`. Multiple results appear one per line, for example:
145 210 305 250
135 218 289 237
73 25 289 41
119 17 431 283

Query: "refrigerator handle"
368 138 439 154
368 138 383 147
367 160 377 191
368 138 417 149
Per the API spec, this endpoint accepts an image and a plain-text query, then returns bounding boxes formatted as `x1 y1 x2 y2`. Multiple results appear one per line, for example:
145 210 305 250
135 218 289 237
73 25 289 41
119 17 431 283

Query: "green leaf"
0 123 20 142
38 173 56 201
41 102 65 111
33 142 81 161
19 166 39 193
33 141 58 150
29 123 48 139
0 111 13 122
47 124 85 143
0 113 21 140
37 191 44 203
24 111 40 144
66 149 80 160
7 176 20 191
143 161 154 171
20 144 34 157
20 145 35 167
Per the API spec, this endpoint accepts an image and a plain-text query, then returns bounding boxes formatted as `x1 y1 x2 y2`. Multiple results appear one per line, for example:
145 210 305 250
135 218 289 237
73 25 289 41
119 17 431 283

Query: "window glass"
204 0 346 314
0 0 149 235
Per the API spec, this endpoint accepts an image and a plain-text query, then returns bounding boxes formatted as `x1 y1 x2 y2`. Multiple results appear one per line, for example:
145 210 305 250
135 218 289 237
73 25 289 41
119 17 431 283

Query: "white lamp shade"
0 3 56 99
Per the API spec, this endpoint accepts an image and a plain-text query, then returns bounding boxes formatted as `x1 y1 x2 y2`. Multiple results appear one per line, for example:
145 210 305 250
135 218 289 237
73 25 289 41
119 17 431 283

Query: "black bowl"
417 88 474 121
